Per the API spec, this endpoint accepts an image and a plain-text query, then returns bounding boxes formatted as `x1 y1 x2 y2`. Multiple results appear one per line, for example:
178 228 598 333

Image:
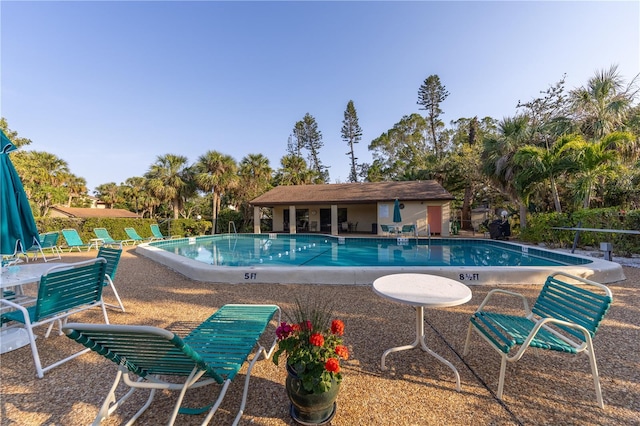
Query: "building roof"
49 206 140 218
250 181 454 206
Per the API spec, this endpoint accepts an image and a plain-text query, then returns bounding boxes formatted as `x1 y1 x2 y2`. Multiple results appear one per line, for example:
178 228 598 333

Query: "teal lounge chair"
93 228 133 248
63 304 281 425
150 223 177 240
124 227 153 244
61 228 93 252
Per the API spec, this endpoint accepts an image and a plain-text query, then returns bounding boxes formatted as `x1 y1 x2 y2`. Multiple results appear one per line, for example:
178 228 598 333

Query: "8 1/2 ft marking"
460 273 479 281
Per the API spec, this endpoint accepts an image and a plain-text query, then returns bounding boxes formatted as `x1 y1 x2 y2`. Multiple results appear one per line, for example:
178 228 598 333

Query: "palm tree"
95 182 120 208
482 115 531 227
512 134 578 213
145 154 191 219
571 65 639 139
65 175 88 207
15 151 70 215
273 154 316 186
194 151 237 233
237 154 273 229
560 132 634 208
123 176 147 215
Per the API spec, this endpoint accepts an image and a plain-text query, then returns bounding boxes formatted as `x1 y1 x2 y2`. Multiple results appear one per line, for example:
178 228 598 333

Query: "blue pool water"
150 234 592 268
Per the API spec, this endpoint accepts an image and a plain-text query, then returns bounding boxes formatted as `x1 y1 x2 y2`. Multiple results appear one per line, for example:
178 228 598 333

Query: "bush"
520 208 640 255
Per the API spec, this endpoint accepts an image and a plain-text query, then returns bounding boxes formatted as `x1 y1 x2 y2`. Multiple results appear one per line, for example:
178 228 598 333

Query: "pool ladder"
228 221 237 235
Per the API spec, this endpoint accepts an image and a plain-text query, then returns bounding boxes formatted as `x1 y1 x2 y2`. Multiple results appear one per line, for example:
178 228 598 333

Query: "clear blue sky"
2 1 639 193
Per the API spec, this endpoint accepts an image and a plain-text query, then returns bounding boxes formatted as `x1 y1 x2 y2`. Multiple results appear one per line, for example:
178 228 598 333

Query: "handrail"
228 221 237 235
159 218 174 239
551 223 639 253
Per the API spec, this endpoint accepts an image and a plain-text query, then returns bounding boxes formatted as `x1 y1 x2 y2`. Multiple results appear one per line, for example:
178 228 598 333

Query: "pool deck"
136 233 626 285
1 246 638 425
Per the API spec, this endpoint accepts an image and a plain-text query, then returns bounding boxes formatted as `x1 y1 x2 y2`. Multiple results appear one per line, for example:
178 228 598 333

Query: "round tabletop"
0 263 70 289
373 273 472 307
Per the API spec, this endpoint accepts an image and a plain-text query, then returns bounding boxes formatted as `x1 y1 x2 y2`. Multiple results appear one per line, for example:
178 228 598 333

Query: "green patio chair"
463 271 613 408
96 246 125 312
63 304 281 425
1 258 109 378
93 228 133 248
27 232 62 262
401 224 416 236
61 228 92 252
124 227 153 244
380 224 398 237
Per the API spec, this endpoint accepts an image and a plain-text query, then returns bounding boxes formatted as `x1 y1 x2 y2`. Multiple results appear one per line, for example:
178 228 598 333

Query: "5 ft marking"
244 272 257 280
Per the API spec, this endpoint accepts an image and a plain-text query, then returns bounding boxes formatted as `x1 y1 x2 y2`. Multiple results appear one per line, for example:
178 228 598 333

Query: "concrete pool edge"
135 239 626 285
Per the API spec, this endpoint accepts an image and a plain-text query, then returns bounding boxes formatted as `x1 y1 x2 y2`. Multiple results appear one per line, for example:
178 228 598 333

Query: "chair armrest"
508 316 592 362
475 289 531 315
1 298 31 322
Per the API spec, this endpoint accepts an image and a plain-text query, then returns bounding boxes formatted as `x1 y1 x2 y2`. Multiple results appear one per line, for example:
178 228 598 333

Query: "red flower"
331 319 344 336
325 357 340 373
335 345 349 360
276 322 293 340
301 320 313 331
291 323 301 332
309 333 325 347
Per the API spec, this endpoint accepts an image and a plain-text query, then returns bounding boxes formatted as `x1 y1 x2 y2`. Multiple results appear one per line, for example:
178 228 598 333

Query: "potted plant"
273 299 349 425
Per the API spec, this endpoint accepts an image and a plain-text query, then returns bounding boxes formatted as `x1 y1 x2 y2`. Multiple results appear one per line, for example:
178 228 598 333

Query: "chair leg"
585 341 605 408
167 368 203 425
463 323 474 356
25 330 44 378
104 277 126 312
231 344 267 425
497 354 507 400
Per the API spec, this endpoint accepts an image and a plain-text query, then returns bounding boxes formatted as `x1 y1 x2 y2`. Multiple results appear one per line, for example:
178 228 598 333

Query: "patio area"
1 246 638 425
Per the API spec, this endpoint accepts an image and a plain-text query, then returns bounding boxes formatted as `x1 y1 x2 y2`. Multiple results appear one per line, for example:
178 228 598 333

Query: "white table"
1 263 70 353
1 263 70 290
89 238 104 251
373 273 472 391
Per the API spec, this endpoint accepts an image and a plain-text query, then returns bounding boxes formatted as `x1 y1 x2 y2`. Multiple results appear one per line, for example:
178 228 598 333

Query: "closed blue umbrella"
393 199 402 223
1 130 40 256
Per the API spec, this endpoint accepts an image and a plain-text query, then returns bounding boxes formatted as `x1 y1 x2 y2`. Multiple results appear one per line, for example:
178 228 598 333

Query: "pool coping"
135 237 626 285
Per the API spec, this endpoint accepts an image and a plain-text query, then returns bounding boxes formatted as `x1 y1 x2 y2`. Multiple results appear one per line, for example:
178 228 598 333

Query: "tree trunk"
212 191 218 235
550 176 562 213
519 202 528 229
461 185 473 230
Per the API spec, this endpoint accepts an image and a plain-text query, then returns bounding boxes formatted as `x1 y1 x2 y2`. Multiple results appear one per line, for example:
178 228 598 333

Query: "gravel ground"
1 246 639 426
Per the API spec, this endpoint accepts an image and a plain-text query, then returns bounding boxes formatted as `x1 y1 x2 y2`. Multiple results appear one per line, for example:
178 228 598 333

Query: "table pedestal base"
0 327 30 354
380 306 462 391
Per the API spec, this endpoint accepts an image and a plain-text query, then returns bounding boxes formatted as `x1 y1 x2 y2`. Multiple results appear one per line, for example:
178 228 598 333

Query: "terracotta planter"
285 364 340 425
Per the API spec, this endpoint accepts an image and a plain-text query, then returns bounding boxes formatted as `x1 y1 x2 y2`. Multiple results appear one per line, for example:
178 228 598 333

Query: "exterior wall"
375 200 450 236
269 201 450 236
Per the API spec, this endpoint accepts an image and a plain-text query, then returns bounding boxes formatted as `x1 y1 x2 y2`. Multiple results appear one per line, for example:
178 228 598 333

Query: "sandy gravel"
1 246 639 426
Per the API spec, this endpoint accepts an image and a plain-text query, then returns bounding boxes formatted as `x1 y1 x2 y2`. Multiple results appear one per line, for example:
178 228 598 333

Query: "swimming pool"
136 234 625 285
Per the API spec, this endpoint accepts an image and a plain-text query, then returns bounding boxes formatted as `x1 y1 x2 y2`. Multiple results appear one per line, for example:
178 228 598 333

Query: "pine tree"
341 100 363 182
417 75 450 159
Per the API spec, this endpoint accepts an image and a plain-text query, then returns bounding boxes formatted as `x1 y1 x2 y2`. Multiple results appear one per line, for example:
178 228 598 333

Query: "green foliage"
520 208 640 255
217 208 244 233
